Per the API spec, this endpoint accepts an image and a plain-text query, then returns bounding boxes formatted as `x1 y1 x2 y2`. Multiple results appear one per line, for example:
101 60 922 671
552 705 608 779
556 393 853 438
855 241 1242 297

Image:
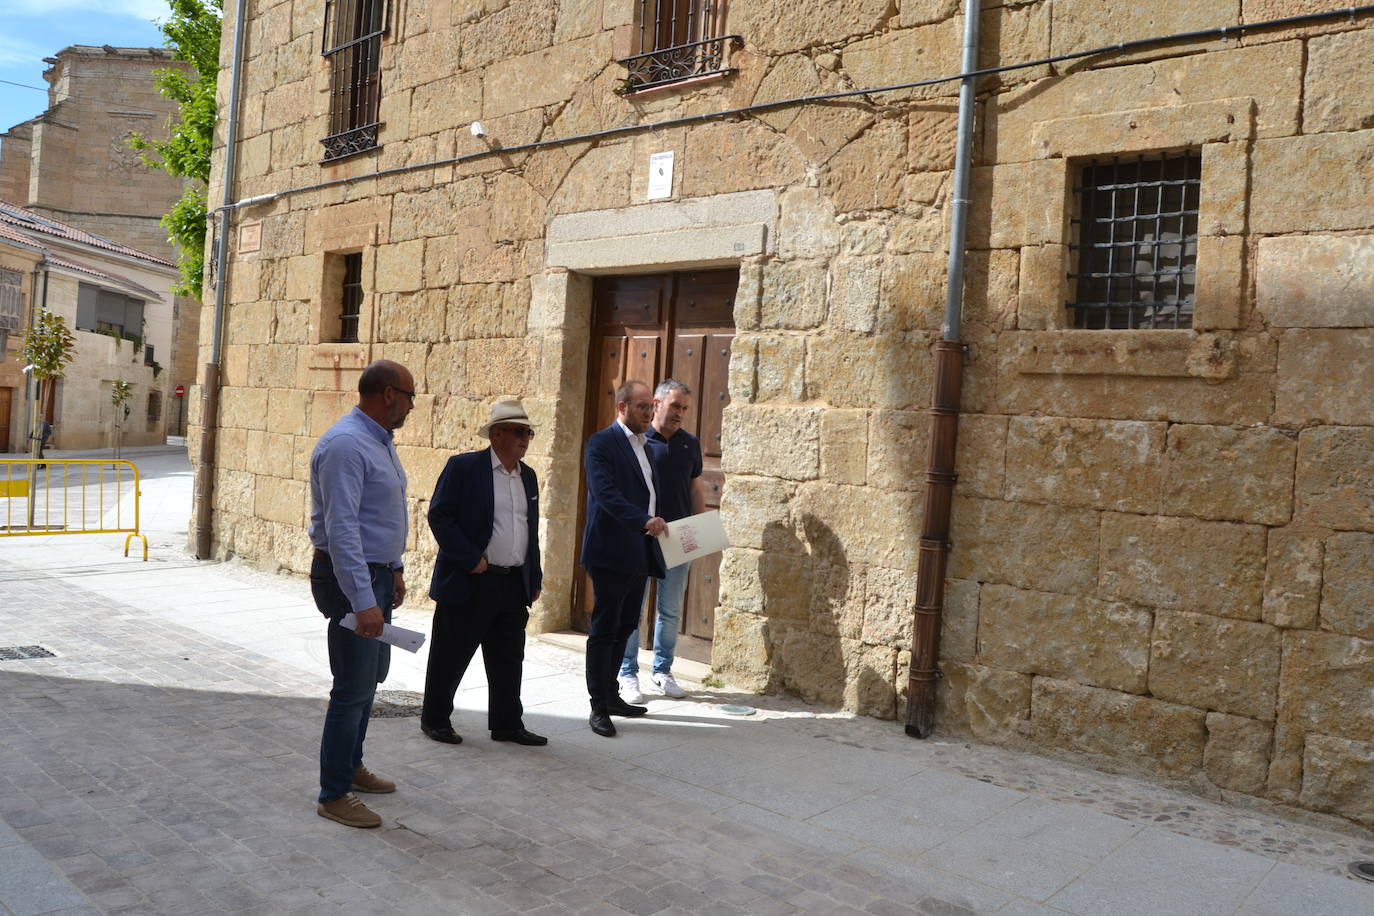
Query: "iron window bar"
1068 151 1201 330
339 253 364 343
321 0 389 163
618 34 742 92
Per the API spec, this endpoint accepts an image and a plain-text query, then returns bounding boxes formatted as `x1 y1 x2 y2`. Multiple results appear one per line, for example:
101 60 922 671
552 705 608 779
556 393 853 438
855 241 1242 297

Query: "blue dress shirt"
308 407 409 612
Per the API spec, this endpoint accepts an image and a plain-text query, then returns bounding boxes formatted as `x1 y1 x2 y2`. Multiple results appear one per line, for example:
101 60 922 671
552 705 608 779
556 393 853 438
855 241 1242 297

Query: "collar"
616 418 645 444
350 406 393 444
489 448 520 475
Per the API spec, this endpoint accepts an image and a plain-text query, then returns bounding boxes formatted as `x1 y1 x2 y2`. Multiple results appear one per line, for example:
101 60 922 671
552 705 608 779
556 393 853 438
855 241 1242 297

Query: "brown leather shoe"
351 765 396 794
317 793 382 828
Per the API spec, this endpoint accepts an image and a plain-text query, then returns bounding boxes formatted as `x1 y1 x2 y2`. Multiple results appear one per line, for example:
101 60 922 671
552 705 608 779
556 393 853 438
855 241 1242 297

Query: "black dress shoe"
606 697 648 717
589 712 616 737
491 727 548 746
421 723 463 744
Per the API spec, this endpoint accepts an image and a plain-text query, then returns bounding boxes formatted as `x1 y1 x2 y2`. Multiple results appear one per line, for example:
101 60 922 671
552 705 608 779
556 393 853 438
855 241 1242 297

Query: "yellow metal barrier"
0 459 149 560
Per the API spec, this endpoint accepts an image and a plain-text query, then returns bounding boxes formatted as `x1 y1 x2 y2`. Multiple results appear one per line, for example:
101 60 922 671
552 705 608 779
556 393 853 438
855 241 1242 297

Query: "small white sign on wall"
647 150 675 200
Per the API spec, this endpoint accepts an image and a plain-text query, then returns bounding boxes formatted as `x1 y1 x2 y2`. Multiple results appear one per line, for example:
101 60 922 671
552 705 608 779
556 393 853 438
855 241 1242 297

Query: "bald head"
357 359 415 431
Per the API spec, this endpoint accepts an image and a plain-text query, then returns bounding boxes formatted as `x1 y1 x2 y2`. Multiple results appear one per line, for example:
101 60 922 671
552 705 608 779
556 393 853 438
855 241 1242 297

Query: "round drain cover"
720 704 756 717
1348 862 1374 883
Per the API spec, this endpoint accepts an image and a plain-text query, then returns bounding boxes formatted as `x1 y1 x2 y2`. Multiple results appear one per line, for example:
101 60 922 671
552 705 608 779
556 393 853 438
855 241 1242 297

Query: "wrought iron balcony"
617 34 741 93
321 123 381 163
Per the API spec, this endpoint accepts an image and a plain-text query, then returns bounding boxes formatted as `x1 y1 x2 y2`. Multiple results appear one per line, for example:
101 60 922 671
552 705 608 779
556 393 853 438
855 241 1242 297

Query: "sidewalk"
1 446 1372 915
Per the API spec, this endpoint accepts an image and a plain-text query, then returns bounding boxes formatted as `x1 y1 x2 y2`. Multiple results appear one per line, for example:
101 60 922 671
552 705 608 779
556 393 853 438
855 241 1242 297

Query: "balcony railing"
617 34 741 93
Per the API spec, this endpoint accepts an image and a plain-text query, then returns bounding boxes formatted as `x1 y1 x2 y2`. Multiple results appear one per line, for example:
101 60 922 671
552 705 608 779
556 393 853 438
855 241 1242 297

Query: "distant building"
0 45 202 435
0 202 178 451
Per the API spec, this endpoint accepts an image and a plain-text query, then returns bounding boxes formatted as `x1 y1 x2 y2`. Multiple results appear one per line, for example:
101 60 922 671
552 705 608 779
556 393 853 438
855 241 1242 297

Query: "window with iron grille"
1069 151 1201 329
617 0 738 92
321 0 388 162
339 253 364 343
0 267 21 333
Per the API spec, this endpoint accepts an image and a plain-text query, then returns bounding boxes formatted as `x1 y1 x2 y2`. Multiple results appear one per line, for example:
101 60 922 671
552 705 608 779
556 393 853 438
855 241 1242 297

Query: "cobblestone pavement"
2 447 1373 915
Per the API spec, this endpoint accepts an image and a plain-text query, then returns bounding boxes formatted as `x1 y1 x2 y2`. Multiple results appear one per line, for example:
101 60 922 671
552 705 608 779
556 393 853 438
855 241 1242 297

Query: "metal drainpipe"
191 0 249 559
905 0 980 738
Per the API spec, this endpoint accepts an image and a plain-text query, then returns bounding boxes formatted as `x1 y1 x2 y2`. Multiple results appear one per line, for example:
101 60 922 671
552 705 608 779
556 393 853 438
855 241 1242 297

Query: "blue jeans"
312 554 393 803
621 561 688 678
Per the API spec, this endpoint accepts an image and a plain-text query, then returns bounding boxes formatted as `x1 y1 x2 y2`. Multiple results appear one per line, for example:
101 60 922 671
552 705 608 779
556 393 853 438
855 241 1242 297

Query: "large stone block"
878 251 945 332
1320 531 1374 639
808 559 866 640
988 42 1302 163
846 641 899 720
410 72 483 136
935 662 1032 740
819 407 867 486
1275 330 1374 427
378 289 447 343
941 577 979 663
806 332 932 409
374 240 424 294
1294 426 1374 532
718 474 796 551
1029 678 1207 778
793 482 923 572
1149 610 1282 721
1299 735 1374 828
448 282 529 340
681 121 808 198
483 35 606 118
1100 514 1266 619
949 497 1100 596
824 117 908 214
1162 424 1296 525
1257 235 1374 328
1277 630 1374 746
732 0 893 54
710 606 773 691
254 474 306 526
842 18 961 102
1004 417 1165 514
979 584 1152 694
779 627 846 707
1050 0 1239 61
759 261 827 330
720 405 821 481
219 386 269 432
1262 530 1322 630
1303 30 1374 133
753 334 807 403
1252 130 1374 233
861 565 917 649
828 257 881 333
777 187 840 260
1203 713 1272 796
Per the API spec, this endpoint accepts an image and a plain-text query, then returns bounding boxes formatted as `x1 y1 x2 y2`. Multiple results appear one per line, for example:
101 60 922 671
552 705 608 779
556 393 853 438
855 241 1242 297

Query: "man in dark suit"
581 379 667 737
420 398 547 747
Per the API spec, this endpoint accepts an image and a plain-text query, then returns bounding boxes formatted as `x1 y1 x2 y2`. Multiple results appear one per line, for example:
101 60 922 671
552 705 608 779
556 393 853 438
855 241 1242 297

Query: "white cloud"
0 34 49 69
9 0 168 21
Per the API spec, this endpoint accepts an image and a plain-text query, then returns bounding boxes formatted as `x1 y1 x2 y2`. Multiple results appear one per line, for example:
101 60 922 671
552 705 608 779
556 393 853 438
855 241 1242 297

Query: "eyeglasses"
494 426 535 439
388 385 416 401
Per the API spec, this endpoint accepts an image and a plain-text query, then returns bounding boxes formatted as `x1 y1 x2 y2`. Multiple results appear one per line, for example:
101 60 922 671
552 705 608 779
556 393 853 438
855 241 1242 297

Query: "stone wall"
200 0 1374 826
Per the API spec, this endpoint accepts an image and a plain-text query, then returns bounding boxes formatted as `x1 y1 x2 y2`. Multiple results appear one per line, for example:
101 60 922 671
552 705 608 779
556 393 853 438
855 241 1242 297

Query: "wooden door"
574 268 738 664
0 387 12 453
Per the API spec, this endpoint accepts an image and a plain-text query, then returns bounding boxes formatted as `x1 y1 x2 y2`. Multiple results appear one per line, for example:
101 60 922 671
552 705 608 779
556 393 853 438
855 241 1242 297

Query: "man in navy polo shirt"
619 379 706 702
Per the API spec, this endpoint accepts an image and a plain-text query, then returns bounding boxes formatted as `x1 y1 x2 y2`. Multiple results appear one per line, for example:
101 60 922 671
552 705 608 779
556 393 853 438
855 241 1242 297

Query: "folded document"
340 613 427 653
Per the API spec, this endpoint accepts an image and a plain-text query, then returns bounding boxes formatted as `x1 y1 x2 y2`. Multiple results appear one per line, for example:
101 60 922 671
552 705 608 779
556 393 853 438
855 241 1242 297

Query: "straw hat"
478 397 536 438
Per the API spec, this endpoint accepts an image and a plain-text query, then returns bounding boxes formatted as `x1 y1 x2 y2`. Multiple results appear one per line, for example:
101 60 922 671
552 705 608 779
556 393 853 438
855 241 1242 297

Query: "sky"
0 0 168 136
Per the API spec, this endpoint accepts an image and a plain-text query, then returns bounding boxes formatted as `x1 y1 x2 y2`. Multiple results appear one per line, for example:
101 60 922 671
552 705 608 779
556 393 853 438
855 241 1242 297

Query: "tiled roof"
46 254 163 300
0 200 174 268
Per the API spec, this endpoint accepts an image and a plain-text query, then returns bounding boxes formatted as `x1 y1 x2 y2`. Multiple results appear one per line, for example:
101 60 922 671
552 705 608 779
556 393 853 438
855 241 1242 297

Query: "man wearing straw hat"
420 397 547 748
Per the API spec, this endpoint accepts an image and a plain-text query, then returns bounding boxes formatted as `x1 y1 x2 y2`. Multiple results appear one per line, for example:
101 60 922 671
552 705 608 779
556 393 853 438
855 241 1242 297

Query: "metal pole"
192 0 248 559
906 0 980 739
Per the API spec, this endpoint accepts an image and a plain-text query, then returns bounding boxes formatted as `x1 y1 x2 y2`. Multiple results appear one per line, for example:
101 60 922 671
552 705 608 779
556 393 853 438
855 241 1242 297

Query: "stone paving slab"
3 447 1374 914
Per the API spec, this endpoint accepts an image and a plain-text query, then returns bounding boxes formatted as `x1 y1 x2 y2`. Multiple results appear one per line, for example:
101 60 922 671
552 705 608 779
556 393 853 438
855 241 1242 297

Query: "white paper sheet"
340 613 427 653
656 509 729 569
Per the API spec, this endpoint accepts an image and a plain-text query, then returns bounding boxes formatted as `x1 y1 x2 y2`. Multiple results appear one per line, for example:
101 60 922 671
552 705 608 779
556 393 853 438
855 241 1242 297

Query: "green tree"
20 309 77 524
130 0 223 298
111 380 135 459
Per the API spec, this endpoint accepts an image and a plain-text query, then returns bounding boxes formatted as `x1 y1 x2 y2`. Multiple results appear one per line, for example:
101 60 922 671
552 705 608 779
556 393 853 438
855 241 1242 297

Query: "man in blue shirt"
308 359 414 828
619 379 706 703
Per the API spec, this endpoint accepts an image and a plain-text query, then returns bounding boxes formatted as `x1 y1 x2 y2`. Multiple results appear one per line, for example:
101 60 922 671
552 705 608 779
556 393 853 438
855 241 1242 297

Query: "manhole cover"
371 690 423 718
0 645 56 661
720 704 756 717
1349 862 1374 883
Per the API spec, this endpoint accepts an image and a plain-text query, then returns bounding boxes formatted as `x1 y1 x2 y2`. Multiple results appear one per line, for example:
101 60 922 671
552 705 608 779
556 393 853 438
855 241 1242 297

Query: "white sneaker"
651 672 686 698
618 675 643 704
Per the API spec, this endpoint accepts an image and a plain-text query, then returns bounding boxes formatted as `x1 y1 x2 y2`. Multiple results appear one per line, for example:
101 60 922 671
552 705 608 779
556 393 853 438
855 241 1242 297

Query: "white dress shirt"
485 451 529 567
616 418 657 518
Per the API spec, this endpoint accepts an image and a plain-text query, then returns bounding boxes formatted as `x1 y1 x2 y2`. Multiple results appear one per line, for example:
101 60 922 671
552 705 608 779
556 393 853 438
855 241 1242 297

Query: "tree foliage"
21 309 77 382
130 0 223 299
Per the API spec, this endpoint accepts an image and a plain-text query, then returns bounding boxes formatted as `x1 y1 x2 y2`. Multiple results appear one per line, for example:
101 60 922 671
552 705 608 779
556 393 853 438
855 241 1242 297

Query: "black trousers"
585 566 649 712
421 571 529 733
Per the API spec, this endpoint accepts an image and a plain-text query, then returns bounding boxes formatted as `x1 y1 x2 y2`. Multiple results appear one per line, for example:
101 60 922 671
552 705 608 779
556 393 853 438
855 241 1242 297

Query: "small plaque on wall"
647 151 674 200
238 221 261 253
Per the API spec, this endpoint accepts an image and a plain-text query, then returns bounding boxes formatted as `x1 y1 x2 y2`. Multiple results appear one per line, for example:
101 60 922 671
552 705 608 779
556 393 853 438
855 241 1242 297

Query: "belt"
485 563 521 575
313 548 392 570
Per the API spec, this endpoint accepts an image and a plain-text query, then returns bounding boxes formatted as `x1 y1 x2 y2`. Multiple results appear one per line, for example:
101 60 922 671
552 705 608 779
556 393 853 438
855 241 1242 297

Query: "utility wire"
1 77 47 91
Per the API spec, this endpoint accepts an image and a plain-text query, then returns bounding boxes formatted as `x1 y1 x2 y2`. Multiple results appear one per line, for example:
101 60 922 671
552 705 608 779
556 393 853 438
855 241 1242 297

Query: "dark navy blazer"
580 422 667 579
427 448 542 606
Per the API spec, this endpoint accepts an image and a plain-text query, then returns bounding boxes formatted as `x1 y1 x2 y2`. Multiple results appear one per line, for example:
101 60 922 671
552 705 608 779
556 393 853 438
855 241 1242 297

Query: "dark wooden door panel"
700 332 732 461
